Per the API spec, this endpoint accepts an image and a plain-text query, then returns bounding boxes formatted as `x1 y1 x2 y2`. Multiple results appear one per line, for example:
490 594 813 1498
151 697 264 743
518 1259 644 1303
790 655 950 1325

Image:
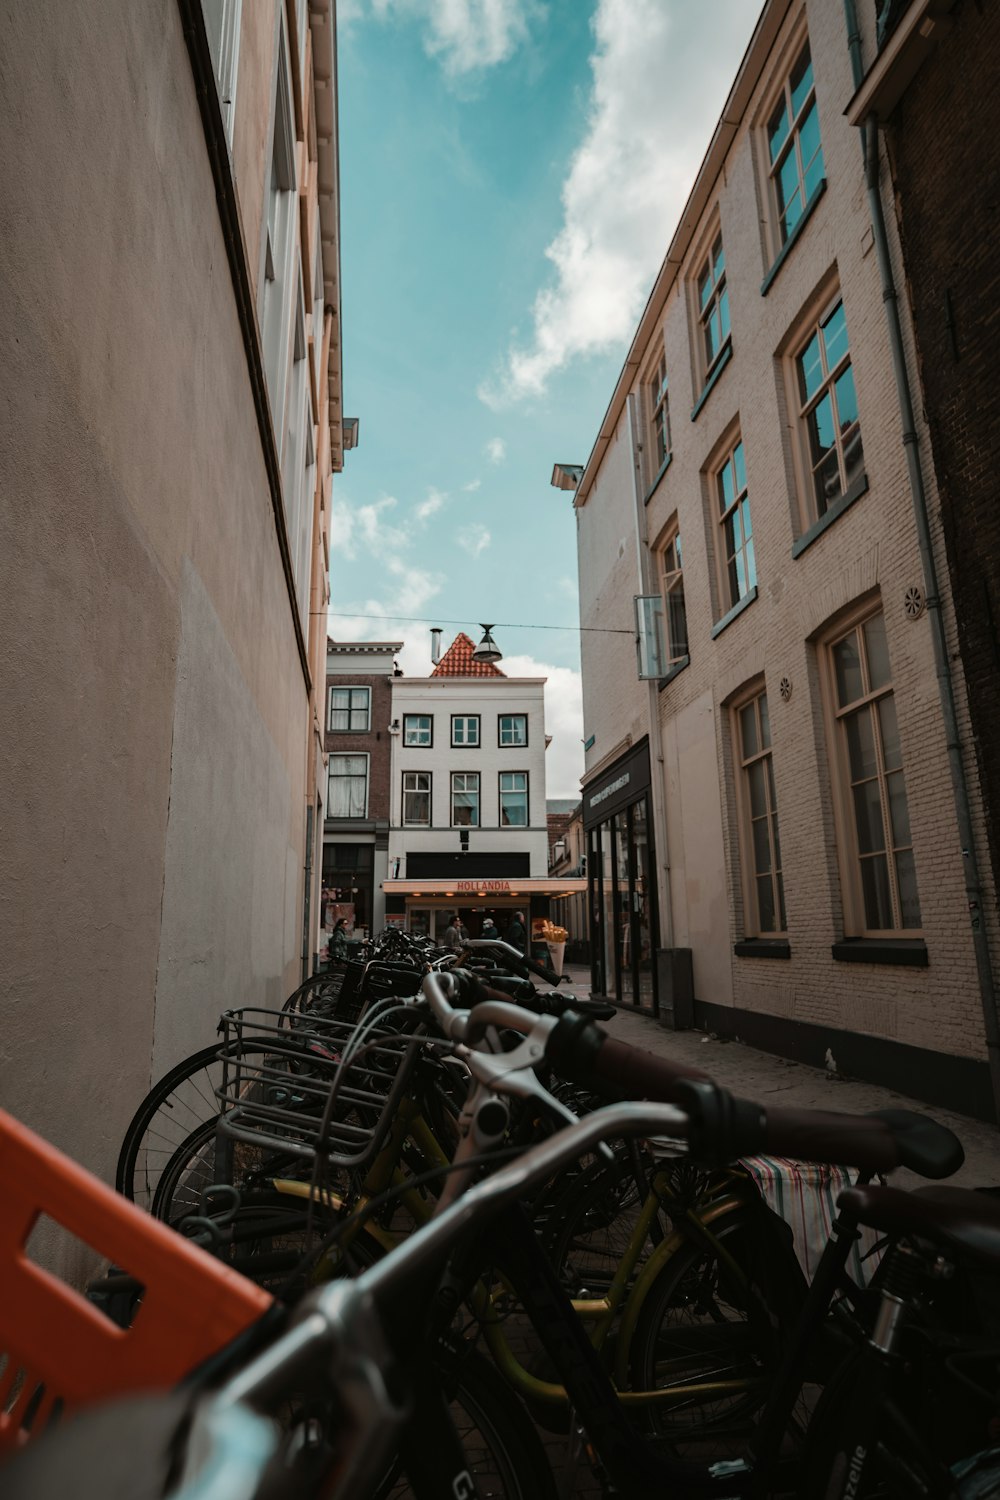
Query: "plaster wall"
0 0 313 1249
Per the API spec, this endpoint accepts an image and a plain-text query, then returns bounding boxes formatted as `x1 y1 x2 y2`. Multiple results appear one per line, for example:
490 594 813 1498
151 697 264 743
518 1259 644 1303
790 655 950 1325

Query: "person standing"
442 913 461 951
481 916 498 940
506 910 527 955
329 918 348 962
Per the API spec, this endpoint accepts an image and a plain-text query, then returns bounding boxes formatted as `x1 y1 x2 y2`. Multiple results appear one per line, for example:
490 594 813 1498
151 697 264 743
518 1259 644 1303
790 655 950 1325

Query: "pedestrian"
481 916 498 940
506 910 527 955
442 913 461 951
329 917 348 962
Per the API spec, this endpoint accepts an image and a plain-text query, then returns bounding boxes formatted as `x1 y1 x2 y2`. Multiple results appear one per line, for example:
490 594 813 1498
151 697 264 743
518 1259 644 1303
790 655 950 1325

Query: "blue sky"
330 0 761 795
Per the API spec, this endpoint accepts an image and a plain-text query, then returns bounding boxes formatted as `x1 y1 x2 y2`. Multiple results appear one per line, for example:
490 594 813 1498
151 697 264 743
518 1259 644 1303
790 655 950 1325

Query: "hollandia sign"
456 879 510 892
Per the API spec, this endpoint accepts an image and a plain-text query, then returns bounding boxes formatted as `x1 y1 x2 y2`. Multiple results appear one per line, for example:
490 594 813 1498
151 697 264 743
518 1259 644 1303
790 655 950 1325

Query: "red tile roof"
431 632 507 677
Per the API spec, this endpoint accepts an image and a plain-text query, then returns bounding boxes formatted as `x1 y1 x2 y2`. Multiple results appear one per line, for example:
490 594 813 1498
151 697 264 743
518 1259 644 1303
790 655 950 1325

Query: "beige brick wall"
575 0 996 1065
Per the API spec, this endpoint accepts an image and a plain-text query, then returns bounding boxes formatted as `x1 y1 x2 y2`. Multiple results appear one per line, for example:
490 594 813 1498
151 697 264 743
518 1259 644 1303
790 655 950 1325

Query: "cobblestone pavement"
559 964 1000 1189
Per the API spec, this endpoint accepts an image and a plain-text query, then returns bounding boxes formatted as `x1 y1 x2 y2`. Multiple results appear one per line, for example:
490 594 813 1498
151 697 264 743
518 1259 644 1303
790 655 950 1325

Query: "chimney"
430 628 442 666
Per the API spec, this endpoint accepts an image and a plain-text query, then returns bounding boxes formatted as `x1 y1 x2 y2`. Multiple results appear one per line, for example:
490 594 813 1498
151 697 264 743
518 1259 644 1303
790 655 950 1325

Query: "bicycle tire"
381 1338 560 1500
628 1204 791 1446
544 1147 663 1297
116 1037 355 1213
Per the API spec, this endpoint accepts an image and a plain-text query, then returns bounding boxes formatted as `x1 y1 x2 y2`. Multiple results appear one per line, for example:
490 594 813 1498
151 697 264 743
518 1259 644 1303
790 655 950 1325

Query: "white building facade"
383 634 583 943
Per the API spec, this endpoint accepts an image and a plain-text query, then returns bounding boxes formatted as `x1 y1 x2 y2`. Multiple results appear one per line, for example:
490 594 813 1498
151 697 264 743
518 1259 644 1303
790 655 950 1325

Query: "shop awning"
383 878 586 898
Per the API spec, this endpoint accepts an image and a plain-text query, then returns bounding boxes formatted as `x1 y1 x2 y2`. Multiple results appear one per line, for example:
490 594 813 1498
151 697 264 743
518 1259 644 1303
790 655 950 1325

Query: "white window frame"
695 230 731 385
713 435 756 614
790 292 865 526
657 521 688 669
402 771 431 826
644 346 670 484
261 23 298 426
327 753 369 820
766 39 824 250
451 715 480 748
202 0 242 144
403 714 433 747
499 772 529 828
498 715 527 748
451 772 480 828
328 687 371 733
733 687 786 936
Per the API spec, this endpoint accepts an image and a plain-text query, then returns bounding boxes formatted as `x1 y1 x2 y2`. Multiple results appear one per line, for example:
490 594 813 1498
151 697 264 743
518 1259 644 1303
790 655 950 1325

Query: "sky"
330 0 762 797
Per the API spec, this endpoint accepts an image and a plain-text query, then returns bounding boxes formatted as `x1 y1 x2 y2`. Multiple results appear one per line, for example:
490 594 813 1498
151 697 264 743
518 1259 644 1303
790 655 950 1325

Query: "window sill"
760 179 828 297
791 473 869 559
831 938 928 967
690 340 733 421
710 586 758 640
658 655 690 691
735 939 791 960
643 452 672 506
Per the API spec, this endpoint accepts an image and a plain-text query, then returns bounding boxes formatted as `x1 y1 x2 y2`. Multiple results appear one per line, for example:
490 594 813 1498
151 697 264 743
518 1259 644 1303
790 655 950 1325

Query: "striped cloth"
737 1155 884 1285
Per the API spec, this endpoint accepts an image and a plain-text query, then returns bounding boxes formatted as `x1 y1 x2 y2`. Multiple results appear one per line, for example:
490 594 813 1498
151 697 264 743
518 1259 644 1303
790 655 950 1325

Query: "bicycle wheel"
116 1038 356 1214
544 1147 663 1298
628 1203 792 1446
380 1339 559 1500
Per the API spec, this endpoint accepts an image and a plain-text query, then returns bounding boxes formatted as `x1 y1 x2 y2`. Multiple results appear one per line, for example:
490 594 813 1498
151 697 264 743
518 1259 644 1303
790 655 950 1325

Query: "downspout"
301 800 315 983
626 394 675 952
851 10 1000 1117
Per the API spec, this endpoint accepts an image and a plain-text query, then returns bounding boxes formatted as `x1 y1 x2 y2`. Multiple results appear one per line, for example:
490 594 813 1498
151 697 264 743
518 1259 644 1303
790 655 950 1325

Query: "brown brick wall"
324 671 394 819
886 0 1000 911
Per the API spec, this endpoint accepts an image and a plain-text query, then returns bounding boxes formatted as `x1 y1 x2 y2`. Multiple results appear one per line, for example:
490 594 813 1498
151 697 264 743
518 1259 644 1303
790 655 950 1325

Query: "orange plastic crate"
0 1107 272 1449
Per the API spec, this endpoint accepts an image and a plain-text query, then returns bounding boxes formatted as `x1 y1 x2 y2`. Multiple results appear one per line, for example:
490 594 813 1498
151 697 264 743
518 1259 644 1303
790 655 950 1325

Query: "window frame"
788 290 865 530
402 714 433 748
694 228 731 388
712 434 757 616
498 714 528 748
202 0 243 144
731 686 787 937
820 604 922 938
402 770 432 827
261 19 297 417
765 39 824 253
643 344 671 487
328 686 371 733
451 771 481 828
499 771 529 829
451 714 481 749
654 518 689 671
327 752 369 821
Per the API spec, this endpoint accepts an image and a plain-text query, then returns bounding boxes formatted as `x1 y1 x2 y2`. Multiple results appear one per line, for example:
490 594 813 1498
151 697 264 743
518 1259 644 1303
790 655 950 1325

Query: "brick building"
557 0 1000 1117
323 639 403 942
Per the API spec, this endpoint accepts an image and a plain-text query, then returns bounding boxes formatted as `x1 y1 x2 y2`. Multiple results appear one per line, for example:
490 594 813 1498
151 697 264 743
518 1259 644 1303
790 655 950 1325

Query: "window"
202 0 242 143
735 690 786 934
714 437 756 611
828 611 921 933
261 26 297 413
658 524 688 668
451 715 480 748
767 42 824 246
451 773 480 827
403 715 433 747
499 715 527 747
327 754 368 819
696 233 730 381
795 297 864 520
645 348 671 480
499 772 528 827
328 687 371 733
402 771 431 826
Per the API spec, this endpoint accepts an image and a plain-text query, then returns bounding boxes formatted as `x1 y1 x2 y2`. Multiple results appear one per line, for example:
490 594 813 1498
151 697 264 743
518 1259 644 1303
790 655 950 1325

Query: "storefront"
382 877 587 957
583 740 659 1013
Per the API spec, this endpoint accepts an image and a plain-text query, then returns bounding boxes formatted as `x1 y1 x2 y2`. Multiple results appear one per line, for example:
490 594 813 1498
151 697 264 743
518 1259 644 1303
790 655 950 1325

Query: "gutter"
844 0 1000 1120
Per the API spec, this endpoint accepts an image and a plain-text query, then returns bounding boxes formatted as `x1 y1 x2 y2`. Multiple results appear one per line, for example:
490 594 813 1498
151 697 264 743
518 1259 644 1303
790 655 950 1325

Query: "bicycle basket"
0 1109 270 1449
213 1007 427 1174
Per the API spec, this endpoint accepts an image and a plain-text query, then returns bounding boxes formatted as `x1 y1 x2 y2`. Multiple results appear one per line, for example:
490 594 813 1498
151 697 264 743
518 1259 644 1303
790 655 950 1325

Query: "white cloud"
457 523 491 557
463 478 482 492
370 0 543 77
415 487 447 521
485 436 506 465
501 653 583 799
480 0 757 406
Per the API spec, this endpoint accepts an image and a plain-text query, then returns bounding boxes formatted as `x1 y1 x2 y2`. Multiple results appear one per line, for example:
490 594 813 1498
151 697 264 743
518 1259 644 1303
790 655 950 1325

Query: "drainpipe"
302 801 315 983
626 393 675 951
851 13 1000 1117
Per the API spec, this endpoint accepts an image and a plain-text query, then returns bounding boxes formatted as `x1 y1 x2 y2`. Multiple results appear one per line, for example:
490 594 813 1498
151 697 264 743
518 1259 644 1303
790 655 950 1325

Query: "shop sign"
588 772 630 811
456 879 511 892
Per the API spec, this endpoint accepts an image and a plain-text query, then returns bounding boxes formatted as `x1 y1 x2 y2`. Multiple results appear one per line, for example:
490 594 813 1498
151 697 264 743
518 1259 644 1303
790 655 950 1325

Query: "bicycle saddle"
837 1184 1000 1271
867 1109 965 1179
